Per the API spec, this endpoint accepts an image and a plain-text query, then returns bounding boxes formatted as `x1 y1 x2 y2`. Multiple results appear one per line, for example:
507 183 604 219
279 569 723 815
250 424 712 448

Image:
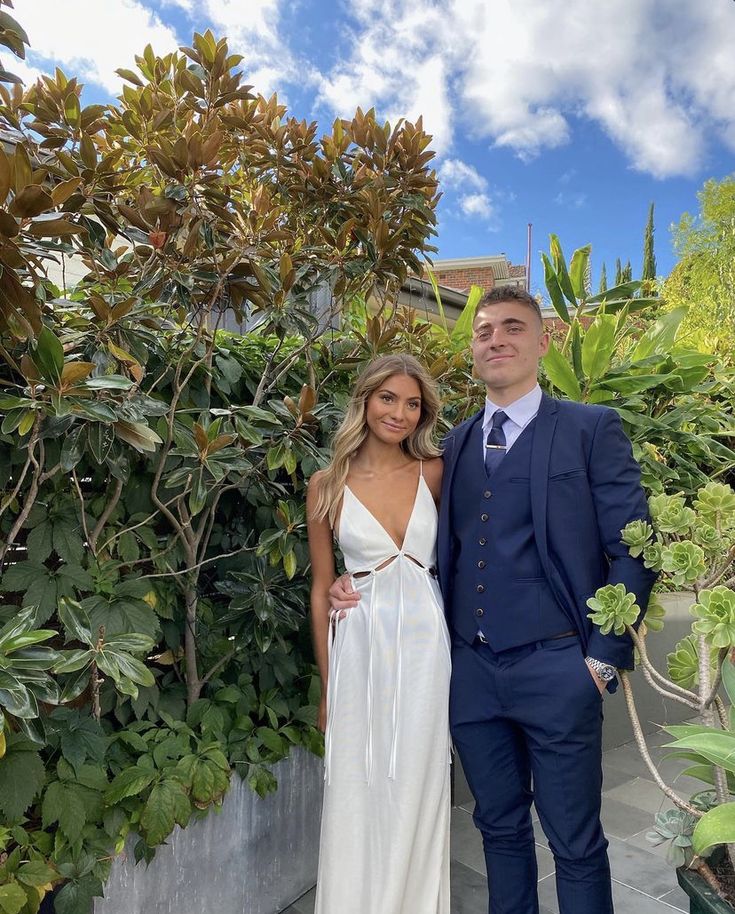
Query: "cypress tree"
615 258 623 286
599 262 608 294
622 260 633 283
642 202 656 281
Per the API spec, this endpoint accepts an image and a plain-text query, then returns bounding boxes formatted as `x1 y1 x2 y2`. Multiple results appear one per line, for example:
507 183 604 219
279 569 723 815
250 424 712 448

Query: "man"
330 286 657 914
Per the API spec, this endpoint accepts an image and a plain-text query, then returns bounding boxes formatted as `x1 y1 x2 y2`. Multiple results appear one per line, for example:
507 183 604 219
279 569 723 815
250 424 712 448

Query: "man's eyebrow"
474 316 528 330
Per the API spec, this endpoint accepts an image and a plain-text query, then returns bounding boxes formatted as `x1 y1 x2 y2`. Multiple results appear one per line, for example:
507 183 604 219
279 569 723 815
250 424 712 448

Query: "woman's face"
364 373 423 445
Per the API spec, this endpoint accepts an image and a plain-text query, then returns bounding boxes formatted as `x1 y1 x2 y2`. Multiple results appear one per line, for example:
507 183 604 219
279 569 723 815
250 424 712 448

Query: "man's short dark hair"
475 285 544 326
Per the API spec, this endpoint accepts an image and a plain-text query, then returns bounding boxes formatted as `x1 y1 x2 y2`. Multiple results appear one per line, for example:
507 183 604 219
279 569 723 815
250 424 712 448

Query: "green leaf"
692 801 735 857
26 520 53 562
0 743 45 820
16 860 57 887
0 884 27 914
569 244 591 300
105 765 157 804
631 306 688 363
450 284 482 345
53 876 103 914
0 606 39 649
53 519 84 564
542 340 582 400
32 326 64 385
425 266 447 333
722 658 735 709
581 314 617 381
541 253 570 323
59 716 107 767
105 650 155 687
257 726 285 754
586 281 642 304
598 374 668 395
665 731 735 775
41 780 86 840
549 235 576 305
58 599 93 645
140 779 190 845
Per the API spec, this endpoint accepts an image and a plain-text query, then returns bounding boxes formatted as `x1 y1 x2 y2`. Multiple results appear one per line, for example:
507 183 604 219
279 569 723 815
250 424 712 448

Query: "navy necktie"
484 410 507 477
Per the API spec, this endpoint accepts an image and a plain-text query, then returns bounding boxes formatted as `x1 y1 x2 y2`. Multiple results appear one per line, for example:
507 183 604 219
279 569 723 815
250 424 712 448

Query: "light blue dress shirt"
481 384 542 457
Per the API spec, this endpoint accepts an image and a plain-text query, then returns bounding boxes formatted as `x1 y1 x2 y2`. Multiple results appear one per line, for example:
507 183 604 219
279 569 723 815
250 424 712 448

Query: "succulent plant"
621 519 654 558
586 583 641 636
660 541 706 586
667 634 717 688
646 807 697 867
691 586 735 648
694 482 735 528
642 593 666 633
649 494 697 535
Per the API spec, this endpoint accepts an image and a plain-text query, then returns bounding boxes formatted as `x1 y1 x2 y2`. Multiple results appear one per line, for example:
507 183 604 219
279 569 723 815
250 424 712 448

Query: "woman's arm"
306 471 337 731
423 456 444 505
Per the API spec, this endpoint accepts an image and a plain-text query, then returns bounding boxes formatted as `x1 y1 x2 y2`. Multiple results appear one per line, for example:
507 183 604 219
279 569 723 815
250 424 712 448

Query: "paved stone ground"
283 727 695 913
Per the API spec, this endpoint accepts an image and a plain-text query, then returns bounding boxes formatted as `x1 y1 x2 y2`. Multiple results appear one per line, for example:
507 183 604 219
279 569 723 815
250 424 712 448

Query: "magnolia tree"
0 6 443 909
588 482 735 900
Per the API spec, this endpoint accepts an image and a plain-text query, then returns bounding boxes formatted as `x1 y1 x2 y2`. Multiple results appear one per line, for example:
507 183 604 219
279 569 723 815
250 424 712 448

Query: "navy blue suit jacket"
438 392 657 671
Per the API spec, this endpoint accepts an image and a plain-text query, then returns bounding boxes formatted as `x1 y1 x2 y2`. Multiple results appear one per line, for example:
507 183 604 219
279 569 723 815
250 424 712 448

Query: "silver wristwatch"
585 657 616 682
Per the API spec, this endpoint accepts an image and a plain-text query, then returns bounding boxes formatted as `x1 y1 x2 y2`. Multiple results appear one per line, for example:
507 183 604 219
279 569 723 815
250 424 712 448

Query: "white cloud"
15 0 296 100
315 0 735 179
16 0 180 93
193 0 302 97
459 193 494 220
438 158 487 192
554 191 587 209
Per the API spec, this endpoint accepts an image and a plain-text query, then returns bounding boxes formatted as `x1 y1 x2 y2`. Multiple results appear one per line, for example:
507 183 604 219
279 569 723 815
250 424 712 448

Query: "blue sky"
11 0 735 295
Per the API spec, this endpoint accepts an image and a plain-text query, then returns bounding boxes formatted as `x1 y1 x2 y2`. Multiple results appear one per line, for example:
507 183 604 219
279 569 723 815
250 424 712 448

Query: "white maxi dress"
314 469 451 914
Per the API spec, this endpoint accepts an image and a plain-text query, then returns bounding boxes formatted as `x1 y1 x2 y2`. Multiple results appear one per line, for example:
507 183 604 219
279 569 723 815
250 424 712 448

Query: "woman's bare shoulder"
422 456 443 500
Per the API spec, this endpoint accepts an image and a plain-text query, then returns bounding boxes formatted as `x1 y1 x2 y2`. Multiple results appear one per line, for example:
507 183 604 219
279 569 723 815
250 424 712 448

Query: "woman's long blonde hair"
313 354 442 526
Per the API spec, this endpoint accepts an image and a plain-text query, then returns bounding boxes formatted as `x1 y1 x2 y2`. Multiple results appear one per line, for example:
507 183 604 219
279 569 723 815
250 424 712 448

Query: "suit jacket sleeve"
585 409 658 669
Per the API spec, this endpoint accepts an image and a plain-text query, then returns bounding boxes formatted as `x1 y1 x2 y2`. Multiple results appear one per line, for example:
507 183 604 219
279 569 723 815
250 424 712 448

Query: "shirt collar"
483 384 542 432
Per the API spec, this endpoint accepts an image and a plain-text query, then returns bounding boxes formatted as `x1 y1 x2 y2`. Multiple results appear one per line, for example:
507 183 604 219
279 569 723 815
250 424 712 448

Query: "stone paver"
283 736 691 913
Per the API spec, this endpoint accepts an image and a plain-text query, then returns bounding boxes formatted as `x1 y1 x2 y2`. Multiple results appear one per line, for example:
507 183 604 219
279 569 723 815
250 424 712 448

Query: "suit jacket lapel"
530 393 558 579
438 409 483 592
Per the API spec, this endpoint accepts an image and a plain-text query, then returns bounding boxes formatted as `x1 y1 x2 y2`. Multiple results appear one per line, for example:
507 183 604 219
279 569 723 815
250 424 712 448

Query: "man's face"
470 301 549 399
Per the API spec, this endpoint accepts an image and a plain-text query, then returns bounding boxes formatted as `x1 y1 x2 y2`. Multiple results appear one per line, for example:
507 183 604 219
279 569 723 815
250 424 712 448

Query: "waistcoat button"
480 513 489 522
484 490 492 498
475 608 484 617
477 584 485 593
477 560 486 569
479 538 486 546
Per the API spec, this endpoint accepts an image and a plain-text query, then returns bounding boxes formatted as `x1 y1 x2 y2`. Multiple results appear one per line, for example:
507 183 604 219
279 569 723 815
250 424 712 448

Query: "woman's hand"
318 694 327 733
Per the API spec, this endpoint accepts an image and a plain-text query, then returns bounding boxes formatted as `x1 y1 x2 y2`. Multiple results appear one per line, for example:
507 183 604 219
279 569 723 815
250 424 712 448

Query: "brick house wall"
430 265 497 292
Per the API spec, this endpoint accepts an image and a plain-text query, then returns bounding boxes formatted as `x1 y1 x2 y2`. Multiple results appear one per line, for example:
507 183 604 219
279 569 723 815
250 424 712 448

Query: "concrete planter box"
677 866 733 914
93 747 323 914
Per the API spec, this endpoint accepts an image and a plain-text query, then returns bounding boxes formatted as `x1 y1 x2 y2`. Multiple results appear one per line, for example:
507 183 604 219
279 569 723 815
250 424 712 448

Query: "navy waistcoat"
449 414 572 648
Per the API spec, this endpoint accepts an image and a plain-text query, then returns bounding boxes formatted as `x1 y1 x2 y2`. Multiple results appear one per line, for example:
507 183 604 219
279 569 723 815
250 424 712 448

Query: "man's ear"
538 331 551 357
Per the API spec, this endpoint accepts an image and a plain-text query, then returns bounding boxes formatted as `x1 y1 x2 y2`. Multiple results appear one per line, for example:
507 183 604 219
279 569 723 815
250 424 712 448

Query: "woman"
306 354 451 914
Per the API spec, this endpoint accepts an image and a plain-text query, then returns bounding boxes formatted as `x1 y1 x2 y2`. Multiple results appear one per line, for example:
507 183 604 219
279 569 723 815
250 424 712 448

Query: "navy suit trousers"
450 635 613 914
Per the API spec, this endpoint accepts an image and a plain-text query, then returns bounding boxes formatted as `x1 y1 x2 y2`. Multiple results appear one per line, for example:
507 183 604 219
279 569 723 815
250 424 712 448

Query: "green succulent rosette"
648 494 696 535
694 482 735 528
690 586 735 648
621 519 654 558
642 541 663 571
692 521 722 553
642 593 666 632
667 633 718 688
660 541 706 586
587 583 641 636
